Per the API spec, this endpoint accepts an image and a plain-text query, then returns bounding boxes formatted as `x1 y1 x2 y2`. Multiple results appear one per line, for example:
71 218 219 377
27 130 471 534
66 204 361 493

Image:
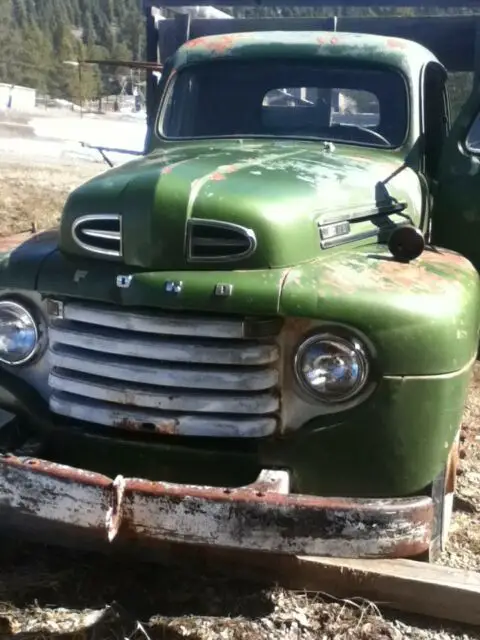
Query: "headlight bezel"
0 298 45 367
293 326 374 405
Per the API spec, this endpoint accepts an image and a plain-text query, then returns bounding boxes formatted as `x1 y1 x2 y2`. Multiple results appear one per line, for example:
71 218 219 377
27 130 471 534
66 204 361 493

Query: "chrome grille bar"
50 392 277 438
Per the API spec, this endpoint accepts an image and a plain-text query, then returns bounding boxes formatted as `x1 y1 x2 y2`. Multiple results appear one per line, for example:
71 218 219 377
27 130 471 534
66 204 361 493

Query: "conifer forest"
0 0 478 109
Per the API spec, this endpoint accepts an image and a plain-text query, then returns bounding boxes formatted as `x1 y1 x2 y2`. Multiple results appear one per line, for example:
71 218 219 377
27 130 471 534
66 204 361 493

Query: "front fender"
280 245 480 375
0 230 59 291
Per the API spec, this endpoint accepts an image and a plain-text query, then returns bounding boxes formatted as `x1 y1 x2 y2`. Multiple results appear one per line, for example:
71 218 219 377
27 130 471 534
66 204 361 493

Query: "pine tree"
0 0 16 83
82 12 96 46
14 25 53 92
49 22 82 101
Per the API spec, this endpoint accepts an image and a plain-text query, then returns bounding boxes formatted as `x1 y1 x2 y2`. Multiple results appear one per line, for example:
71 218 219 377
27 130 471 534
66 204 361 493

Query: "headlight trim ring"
294 329 371 404
0 299 41 366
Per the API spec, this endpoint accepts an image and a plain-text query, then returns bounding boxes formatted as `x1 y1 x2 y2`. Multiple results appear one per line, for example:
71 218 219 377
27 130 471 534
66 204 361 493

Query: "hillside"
0 0 145 102
0 1 479 104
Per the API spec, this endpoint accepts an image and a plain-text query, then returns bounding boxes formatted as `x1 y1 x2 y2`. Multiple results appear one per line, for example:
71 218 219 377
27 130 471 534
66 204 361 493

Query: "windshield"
159 59 408 148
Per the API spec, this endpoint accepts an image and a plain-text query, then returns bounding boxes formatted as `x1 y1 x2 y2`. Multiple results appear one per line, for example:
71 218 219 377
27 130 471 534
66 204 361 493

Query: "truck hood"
60 139 422 270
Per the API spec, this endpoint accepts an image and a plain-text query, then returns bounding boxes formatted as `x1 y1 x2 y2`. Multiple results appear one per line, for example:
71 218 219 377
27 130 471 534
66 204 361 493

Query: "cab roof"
172 30 440 75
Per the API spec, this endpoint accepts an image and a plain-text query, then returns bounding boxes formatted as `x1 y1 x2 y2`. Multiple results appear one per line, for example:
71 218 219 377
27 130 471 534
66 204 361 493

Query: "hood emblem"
165 280 183 294
116 275 133 289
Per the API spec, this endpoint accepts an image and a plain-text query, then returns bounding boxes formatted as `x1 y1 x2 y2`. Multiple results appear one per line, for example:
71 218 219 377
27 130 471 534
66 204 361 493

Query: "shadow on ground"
0 537 277 639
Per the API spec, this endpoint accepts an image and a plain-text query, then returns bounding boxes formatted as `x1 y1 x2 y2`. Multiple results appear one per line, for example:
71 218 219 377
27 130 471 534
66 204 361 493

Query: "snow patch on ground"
30 115 146 152
0 112 147 166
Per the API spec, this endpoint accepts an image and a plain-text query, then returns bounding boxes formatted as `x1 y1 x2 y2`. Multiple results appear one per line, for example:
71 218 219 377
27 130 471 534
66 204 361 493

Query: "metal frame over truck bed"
142 0 480 136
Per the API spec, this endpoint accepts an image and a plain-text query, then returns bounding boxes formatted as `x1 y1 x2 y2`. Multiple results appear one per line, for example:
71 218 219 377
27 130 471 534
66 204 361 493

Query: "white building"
0 83 36 111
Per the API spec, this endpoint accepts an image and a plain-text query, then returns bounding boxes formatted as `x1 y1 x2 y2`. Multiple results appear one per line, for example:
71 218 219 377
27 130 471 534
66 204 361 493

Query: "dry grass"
0 536 476 640
0 162 100 237
0 158 479 639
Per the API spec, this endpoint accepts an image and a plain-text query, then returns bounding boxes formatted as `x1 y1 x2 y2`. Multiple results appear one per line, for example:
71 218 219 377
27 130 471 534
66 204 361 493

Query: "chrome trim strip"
71 214 122 258
186 218 257 263
82 229 121 241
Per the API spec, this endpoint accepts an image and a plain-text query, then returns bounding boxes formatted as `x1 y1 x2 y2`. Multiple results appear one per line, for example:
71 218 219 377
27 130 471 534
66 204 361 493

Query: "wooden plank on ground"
258 555 480 628
151 544 480 628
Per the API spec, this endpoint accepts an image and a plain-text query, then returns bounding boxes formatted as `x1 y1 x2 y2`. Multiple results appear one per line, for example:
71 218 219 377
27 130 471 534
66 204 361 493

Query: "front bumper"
0 443 433 559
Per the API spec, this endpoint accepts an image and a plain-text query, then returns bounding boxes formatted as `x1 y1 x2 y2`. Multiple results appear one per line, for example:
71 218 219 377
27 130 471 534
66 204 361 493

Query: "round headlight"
0 300 39 366
295 332 369 403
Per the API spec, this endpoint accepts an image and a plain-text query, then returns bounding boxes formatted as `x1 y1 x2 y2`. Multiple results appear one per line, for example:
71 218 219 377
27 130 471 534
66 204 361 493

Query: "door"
432 77 480 272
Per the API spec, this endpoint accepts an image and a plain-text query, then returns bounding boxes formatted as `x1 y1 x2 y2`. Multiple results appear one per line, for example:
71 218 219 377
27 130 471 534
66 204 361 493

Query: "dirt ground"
0 158 479 639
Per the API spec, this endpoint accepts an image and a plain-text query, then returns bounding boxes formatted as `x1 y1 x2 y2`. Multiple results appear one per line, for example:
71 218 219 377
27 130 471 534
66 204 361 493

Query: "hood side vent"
72 214 122 258
187 219 257 263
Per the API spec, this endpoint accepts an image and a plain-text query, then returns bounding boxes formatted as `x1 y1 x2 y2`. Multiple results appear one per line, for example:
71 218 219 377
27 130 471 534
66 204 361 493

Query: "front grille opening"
187 219 256 262
47 301 281 440
41 428 263 488
71 214 122 258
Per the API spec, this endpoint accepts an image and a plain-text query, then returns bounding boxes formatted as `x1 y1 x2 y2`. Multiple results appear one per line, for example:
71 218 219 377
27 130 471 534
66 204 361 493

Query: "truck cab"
0 17 479 562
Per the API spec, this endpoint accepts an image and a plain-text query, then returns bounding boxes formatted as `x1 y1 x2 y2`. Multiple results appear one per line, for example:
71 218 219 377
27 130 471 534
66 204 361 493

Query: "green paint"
274 363 473 497
0 30 479 515
281 246 480 376
172 31 433 85
60 140 421 270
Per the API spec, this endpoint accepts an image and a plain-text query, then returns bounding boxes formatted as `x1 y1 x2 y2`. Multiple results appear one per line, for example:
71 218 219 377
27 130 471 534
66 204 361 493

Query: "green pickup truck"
1 20 480 562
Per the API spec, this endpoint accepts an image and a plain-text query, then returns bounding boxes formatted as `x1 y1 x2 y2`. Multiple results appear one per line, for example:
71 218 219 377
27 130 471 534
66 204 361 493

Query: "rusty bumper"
0 450 433 558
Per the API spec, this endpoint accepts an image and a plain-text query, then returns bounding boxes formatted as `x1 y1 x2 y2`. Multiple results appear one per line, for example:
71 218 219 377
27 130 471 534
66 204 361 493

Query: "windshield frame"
155 57 411 151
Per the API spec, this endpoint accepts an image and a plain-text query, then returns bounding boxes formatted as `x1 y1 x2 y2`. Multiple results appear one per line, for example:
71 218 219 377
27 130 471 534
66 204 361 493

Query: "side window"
332 89 380 128
262 87 379 129
466 112 480 153
423 62 449 179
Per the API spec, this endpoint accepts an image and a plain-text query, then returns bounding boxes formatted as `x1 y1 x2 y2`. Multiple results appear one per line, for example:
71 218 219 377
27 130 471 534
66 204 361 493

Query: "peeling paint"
183 34 250 54
174 31 433 76
106 474 126 542
0 454 434 558
321 249 477 297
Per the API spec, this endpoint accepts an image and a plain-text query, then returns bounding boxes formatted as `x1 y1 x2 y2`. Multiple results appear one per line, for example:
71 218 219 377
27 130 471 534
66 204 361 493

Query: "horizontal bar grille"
47 301 281 438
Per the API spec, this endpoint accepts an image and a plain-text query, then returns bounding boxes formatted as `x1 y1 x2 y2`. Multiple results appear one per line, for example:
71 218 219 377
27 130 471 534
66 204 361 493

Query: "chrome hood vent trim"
186 219 257 263
71 214 122 258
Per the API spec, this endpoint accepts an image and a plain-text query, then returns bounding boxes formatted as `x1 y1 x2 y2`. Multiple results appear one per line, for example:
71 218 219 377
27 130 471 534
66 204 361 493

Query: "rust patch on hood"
160 158 191 175
323 249 477 296
183 34 249 54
